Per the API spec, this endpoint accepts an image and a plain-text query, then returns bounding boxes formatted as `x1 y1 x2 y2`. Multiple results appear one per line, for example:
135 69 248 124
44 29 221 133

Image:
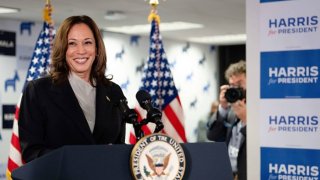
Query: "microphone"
136 90 153 111
117 98 145 139
118 99 138 125
136 90 164 133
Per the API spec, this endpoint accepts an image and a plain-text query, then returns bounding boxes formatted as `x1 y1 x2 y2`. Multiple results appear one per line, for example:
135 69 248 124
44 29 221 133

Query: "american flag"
129 19 187 143
6 2 55 178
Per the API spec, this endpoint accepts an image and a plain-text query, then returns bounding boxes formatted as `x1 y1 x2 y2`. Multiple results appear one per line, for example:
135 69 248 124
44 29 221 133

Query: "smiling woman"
50 15 108 86
66 23 96 82
18 15 127 163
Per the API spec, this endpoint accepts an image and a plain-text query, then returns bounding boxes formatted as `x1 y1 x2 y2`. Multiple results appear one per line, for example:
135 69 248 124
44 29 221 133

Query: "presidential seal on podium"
130 133 186 180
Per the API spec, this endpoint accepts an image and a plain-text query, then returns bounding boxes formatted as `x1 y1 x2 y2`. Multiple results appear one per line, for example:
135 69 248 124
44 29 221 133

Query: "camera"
225 87 246 103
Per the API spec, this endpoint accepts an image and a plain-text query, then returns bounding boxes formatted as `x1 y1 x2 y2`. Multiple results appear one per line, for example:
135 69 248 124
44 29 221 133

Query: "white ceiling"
0 0 246 44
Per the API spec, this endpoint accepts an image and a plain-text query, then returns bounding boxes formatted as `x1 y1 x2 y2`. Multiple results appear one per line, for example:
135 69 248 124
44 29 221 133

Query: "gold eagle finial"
43 0 53 24
148 0 160 23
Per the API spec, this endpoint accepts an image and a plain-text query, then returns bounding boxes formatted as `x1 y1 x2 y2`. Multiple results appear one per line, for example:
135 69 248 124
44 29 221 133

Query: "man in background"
207 60 247 180
196 101 219 142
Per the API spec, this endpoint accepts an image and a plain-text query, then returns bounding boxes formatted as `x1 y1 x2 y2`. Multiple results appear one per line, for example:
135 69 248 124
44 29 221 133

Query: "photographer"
207 60 247 180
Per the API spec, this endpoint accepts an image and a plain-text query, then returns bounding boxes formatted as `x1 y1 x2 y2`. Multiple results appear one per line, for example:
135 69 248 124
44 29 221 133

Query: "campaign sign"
0 30 16 56
2 105 15 129
260 0 289 3
261 147 320 180
260 49 320 98
260 0 320 52
260 99 320 149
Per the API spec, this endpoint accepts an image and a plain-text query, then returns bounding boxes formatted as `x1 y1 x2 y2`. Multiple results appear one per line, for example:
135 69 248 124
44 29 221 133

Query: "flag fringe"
6 169 12 180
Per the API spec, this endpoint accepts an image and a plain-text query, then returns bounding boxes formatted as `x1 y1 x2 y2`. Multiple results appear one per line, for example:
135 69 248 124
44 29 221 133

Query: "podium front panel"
12 142 232 180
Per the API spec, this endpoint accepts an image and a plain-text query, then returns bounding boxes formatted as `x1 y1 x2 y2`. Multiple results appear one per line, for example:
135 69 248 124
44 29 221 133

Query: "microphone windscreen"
136 90 151 104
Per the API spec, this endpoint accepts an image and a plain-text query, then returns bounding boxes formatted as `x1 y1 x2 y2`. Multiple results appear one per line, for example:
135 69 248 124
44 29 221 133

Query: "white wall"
246 0 261 179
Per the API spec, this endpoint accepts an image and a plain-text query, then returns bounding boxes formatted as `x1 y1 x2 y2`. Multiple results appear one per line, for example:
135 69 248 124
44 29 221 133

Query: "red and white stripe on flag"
161 96 187 143
128 96 187 144
6 94 24 178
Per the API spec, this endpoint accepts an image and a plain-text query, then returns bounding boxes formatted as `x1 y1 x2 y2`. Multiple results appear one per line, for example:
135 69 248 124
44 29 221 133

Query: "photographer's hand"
231 99 247 125
219 85 230 109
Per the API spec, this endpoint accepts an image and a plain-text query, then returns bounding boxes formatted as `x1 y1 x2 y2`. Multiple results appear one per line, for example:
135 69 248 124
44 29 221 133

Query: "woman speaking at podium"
18 15 126 163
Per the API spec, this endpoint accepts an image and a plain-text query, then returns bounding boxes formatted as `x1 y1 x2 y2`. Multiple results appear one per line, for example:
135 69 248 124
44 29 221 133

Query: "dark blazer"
207 110 247 180
18 76 126 163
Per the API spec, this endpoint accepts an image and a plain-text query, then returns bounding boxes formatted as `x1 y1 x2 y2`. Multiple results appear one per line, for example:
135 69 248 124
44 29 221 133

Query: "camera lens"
225 87 245 103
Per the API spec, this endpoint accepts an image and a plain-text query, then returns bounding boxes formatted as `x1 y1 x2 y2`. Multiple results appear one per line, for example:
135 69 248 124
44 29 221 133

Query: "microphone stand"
133 119 148 141
132 117 164 141
153 120 164 133
146 108 164 133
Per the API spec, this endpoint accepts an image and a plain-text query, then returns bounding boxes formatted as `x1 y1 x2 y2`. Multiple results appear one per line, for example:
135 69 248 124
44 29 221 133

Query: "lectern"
12 142 233 180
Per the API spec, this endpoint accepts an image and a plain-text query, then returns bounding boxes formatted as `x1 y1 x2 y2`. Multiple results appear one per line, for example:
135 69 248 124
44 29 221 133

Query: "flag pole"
44 0 54 40
148 0 164 109
44 0 52 24
148 0 160 23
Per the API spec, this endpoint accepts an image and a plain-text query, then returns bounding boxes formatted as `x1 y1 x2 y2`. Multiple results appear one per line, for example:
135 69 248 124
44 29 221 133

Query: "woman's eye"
68 42 76 46
84 41 93 45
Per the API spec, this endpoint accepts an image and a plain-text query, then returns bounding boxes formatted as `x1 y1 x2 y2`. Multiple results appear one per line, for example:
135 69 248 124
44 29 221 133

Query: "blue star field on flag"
140 19 179 110
25 21 55 84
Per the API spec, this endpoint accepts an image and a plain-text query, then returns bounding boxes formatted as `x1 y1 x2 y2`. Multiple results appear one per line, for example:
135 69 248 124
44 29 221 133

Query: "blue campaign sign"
260 0 290 3
261 147 320 180
260 49 320 99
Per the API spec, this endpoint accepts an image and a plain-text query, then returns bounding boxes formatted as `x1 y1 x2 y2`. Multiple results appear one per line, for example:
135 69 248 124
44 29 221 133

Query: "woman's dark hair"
50 15 111 86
